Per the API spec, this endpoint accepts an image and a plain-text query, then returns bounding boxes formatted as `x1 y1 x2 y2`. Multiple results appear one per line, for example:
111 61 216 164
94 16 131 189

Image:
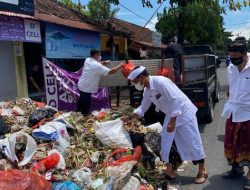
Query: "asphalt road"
177 63 245 190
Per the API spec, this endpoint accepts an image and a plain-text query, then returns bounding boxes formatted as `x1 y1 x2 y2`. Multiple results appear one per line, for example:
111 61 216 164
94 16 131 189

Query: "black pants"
77 91 91 116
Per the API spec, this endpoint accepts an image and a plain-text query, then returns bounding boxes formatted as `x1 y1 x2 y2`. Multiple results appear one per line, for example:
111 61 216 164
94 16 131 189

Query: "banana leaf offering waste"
0 98 181 190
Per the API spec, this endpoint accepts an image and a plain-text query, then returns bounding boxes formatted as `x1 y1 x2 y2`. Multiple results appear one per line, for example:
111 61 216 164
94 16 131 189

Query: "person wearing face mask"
222 41 250 190
77 49 123 115
121 66 207 184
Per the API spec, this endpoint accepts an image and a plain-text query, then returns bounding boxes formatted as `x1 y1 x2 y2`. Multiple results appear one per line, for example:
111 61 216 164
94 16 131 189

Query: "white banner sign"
152 32 162 47
24 19 41 42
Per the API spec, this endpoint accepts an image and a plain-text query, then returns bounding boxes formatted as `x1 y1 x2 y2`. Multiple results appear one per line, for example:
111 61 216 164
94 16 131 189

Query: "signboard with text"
45 23 100 59
152 32 162 47
0 0 34 15
0 16 41 42
42 58 110 112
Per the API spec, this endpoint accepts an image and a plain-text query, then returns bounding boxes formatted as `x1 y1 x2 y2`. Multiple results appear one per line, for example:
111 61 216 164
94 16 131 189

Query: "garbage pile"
0 98 179 190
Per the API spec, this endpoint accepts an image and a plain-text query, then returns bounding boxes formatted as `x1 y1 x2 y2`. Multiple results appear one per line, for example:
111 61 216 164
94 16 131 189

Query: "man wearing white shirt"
121 66 207 184
77 49 122 115
222 41 250 190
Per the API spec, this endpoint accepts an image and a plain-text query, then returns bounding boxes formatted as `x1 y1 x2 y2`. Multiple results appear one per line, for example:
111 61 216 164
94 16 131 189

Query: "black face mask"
230 57 243 66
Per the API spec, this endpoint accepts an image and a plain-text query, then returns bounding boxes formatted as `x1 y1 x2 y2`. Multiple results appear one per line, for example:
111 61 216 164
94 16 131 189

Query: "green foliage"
155 0 232 53
58 0 119 19
58 0 87 14
107 0 250 9
87 0 120 20
58 0 86 13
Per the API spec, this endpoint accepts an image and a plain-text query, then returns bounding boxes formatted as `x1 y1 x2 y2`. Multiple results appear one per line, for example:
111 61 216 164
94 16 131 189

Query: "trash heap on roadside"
0 98 177 190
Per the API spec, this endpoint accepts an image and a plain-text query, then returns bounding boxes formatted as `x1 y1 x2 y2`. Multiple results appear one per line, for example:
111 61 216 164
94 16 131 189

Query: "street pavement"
177 63 245 190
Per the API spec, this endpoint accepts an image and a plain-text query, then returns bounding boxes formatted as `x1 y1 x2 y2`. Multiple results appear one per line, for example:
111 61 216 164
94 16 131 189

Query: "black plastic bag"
0 117 10 136
129 131 145 148
28 108 57 127
145 132 161 155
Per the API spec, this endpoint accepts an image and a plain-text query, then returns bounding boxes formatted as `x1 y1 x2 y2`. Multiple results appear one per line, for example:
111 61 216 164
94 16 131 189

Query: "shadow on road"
177 175 197 186
202 174 244 190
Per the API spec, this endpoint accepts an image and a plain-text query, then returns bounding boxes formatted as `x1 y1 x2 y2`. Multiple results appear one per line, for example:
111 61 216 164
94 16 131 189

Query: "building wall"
13 42 28 98
0 41 17 101
101 35 127 54
0 41 28 101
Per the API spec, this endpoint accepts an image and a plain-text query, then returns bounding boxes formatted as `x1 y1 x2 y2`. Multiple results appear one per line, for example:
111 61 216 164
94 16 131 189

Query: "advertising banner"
42 58 110 112
0 16 41 42
45 23 100 59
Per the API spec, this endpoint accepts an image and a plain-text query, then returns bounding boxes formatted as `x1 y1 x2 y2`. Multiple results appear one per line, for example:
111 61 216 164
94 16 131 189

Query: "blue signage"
0 0 34 16
45 23 100 59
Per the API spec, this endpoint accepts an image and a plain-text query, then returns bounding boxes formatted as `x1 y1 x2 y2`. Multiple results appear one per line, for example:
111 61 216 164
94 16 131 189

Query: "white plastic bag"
146 122 163 133
121 176 140 190
53 137 70 155
73 167 92 186
105 160 137 190
0 132 37 167
93 119 132 148
33 121 70 142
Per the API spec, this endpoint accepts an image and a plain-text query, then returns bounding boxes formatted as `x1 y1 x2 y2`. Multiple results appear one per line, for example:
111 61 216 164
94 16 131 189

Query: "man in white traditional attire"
121 66 207 184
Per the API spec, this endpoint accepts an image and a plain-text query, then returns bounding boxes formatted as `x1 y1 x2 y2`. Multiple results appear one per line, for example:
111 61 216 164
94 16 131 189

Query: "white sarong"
161 116 205 162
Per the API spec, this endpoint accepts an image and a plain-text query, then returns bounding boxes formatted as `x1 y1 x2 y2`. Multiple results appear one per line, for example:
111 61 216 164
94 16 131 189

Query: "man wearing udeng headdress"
222 39 250 190
122 66 207 184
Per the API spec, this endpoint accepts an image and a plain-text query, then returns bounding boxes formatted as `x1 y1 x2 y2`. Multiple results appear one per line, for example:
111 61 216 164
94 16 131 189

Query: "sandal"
244 179 250 190
194 172 208 184
223 169 244 179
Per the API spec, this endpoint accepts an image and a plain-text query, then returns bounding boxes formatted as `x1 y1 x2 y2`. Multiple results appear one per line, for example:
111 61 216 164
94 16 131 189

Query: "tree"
107 0 250 44
107 0 250 9
58 0 87 14
87 0 120 20
156 1 225 45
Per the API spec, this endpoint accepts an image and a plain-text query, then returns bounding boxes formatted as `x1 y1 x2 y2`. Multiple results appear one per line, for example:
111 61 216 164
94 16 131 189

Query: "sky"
80 0 250 40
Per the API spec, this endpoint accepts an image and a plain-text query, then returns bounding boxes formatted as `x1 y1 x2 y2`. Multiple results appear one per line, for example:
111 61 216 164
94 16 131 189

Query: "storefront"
0 15 41 101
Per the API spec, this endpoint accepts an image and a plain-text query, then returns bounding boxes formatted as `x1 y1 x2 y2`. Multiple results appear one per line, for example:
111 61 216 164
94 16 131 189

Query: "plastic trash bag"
121 60 135 78
32 124 59 141
94 119 132 148
145 132 161 155
145 122 163 133
121 176 140 190
0 169 52 190
105 160 137 190
53 137 70 155
52 181 81 190
32 149 65 173
0 132 37 167
32 121 70 142
73 167 92 186
104 146 142 167
28 108 57 127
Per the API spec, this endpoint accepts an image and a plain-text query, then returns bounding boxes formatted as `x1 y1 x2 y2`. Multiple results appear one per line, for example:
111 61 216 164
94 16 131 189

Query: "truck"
129 45 220 123
179 45 220 123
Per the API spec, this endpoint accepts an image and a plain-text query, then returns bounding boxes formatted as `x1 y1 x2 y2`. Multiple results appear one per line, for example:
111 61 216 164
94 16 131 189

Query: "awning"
0 11 36 19
35 13 108 33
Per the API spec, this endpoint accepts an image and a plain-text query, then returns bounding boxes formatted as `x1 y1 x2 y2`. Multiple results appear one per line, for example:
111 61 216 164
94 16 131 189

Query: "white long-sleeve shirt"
78 58 110 93
222 58 250 122
134 76 197 126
